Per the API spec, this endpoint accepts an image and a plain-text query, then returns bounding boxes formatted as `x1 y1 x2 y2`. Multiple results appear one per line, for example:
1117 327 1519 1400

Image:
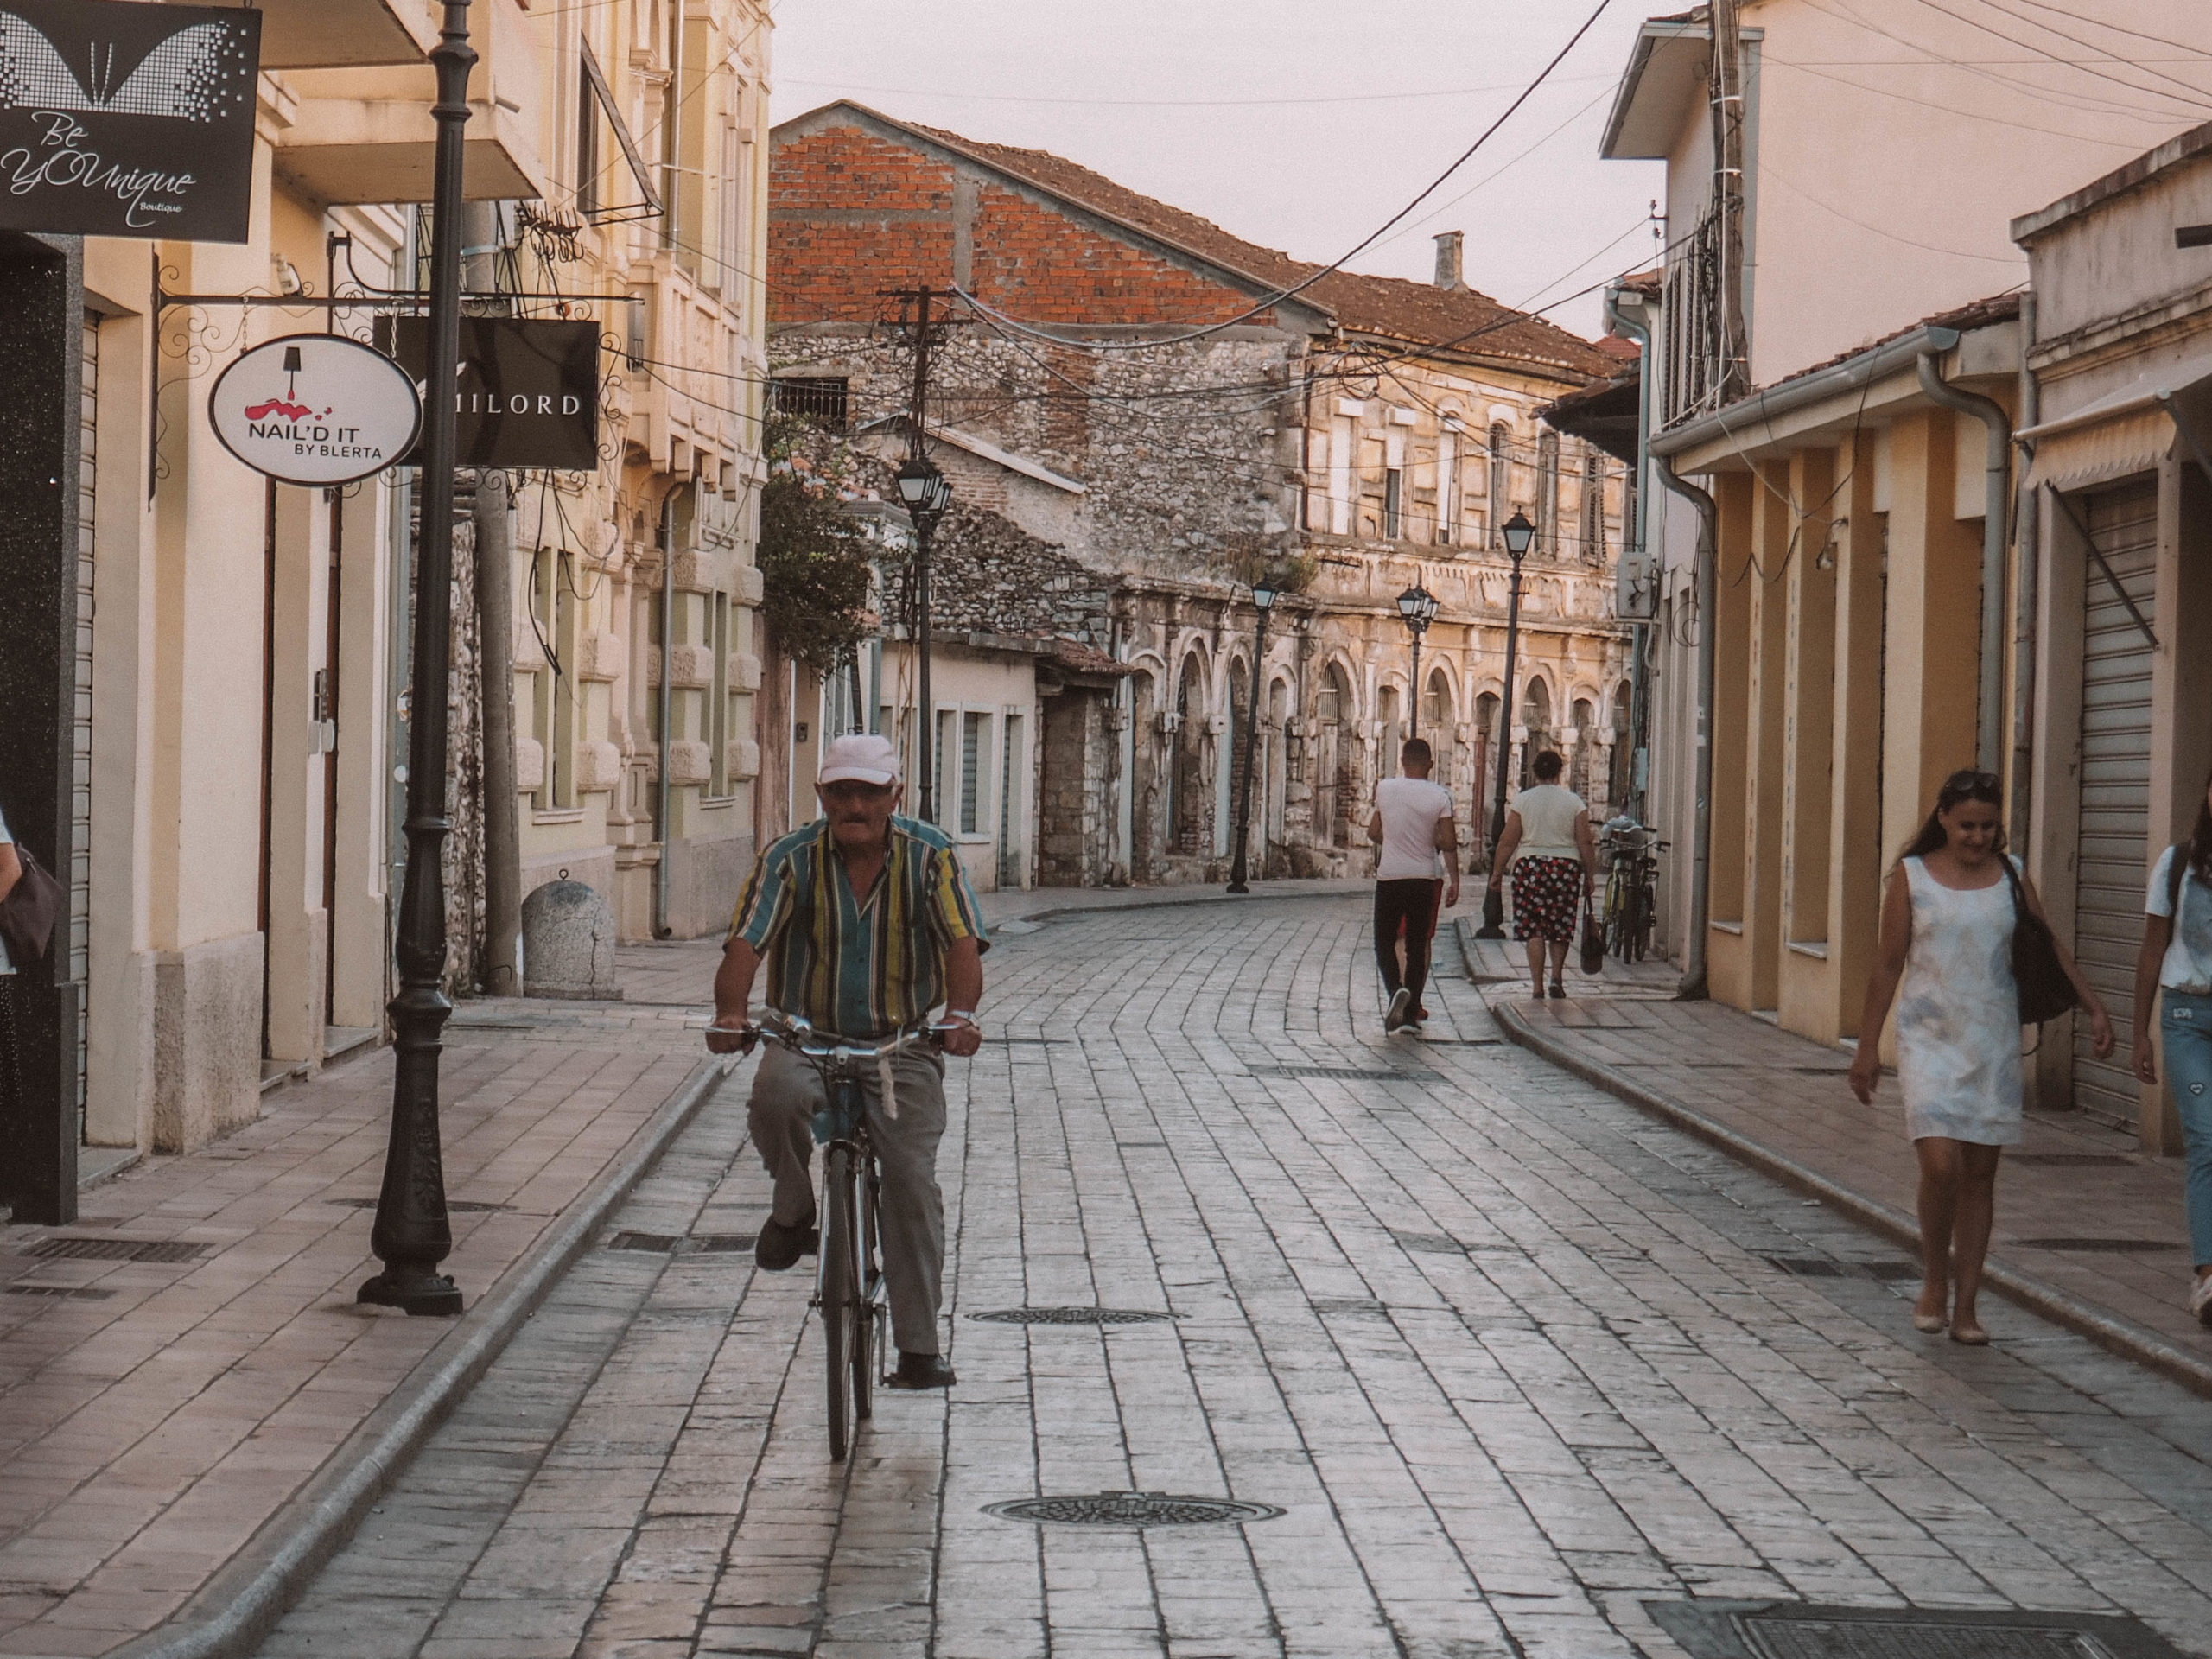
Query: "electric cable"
950 0 1620 351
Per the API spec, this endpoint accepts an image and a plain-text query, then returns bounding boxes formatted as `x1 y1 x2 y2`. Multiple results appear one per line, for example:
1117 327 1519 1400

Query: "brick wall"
772 124 1271 328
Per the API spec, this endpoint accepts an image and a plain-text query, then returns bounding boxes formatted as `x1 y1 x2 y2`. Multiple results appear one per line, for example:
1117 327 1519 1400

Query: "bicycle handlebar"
704 1008 947 1063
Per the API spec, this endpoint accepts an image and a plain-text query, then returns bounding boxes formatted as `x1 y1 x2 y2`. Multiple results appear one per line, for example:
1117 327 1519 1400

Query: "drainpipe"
1656 456 1717 1001
1916 349 2012 775
1603 286 1656 823
2011 296 2039 841
653 491 677 939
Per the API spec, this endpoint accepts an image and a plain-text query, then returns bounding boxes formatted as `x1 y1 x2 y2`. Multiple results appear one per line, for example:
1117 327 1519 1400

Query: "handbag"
1579 885 1605 977
1999 857 2076 1025
0 841 63 965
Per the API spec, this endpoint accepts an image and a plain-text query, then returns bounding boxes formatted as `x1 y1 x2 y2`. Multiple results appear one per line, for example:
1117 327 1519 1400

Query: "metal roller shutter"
2071 480 2158 1128
73 315 97 1142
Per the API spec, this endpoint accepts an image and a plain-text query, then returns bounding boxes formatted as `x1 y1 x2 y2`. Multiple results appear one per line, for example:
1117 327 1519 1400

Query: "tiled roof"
880 110 1613 378
1751 290 2022 398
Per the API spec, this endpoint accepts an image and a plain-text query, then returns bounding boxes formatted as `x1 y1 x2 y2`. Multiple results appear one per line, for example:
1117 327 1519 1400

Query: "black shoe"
888 1351 957 1389
754 1214 818 1271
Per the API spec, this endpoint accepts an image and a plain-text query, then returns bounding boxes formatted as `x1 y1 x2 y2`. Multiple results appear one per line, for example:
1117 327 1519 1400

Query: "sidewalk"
0 974 730 1659
1461 918 2212 1396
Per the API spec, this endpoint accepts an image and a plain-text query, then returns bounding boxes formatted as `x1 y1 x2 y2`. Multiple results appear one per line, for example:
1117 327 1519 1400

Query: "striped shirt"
730 815 988 1038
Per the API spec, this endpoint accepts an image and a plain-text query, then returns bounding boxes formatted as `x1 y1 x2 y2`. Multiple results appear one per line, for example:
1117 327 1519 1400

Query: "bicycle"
707 1009 946 1463
1598 817 1668 964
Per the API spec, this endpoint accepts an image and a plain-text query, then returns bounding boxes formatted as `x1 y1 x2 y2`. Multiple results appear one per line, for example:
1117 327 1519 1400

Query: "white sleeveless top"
1893 855 2023 1146
1510 785 1584 862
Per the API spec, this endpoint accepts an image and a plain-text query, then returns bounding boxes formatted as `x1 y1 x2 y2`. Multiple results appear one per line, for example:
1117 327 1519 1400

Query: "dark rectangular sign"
386 317 602 471
0 1 260 242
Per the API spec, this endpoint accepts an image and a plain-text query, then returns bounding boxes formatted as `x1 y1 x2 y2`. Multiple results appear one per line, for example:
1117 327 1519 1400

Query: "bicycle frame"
723 1011 937 1462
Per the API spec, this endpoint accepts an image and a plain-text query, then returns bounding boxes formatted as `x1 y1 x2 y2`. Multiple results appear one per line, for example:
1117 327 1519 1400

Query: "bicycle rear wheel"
822 1143 860 1463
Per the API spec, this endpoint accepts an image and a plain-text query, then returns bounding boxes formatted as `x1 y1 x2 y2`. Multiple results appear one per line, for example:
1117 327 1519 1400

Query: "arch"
1520 676 1557 790
1173 650 1210 855
1568 696 1598 798
1314 659 1354 848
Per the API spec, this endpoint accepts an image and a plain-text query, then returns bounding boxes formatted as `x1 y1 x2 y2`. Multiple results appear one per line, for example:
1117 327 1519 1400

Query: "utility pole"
1710 0 1750 403
882 286 962 822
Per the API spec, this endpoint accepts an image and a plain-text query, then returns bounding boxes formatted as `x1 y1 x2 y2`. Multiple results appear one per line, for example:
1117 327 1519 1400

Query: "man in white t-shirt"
1368 738 1460 1032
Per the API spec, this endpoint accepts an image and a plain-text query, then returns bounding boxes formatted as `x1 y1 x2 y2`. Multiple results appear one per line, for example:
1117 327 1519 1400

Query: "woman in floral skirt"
1486 751 1596 999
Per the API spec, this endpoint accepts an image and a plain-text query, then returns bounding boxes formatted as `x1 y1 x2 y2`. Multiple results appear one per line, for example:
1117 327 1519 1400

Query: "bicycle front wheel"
853 1154 881 1423
822 1143 861 1463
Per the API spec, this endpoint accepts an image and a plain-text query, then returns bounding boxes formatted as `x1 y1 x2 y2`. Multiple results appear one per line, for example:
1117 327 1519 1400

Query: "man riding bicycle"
706 732 986 1391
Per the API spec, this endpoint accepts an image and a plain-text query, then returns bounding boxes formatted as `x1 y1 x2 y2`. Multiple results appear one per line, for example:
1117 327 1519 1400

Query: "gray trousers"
747 1042 949 1357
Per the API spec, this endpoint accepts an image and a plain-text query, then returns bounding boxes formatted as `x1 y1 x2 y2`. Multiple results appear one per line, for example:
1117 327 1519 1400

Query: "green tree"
756 414 876 673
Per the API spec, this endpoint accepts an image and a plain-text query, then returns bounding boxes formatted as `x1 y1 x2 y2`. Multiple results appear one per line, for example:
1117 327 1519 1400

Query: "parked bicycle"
1598 817 1668 964
706 1008 950 1463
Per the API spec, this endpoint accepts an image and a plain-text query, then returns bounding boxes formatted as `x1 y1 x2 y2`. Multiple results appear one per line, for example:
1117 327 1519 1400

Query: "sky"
767 0 1668 342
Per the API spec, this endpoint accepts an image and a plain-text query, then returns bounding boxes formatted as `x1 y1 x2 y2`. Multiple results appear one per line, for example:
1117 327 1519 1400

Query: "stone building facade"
769 103 1630 887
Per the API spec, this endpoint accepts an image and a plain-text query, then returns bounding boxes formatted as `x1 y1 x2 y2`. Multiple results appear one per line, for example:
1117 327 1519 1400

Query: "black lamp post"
359 1 474 1317
1395 582 1439 741
895 454 952 822
1475 510 1535 941
1226 575 1281 894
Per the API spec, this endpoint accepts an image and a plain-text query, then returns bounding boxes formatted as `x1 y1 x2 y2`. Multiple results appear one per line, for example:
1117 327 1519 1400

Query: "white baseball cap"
817 732 902 787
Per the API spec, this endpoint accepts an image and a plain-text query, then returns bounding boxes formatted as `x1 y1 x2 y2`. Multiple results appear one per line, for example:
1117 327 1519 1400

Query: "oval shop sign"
209 334 423 487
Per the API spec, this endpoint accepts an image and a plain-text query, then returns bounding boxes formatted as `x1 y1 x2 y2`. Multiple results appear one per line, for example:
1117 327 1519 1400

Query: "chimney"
1433 231 1464 291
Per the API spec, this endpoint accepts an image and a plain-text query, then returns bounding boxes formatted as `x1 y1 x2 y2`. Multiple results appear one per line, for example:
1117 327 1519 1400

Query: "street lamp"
1475 510 1535 941
359 0 476 1317
1395 582 1439 740
895 455 953 822
1226 575 1281 894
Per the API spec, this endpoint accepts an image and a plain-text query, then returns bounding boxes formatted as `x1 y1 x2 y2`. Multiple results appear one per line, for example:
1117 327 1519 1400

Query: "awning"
2018 345 2212 489
2022 407 2172 490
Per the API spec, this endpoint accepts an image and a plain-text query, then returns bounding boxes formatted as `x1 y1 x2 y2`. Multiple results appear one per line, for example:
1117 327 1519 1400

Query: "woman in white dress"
1848 769 2112 1344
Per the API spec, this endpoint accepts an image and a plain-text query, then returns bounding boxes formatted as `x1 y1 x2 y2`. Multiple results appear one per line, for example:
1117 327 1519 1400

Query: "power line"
774 72 1618 110
1911 0 2212 113
1762 51 2151 143
952 0 1620 352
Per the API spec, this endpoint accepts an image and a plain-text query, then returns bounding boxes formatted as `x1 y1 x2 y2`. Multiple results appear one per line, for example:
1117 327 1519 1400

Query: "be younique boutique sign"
0 0 260 241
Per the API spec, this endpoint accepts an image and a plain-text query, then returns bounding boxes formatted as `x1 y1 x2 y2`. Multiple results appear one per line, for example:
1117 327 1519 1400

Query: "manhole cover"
1765 1255 1846 1278
1646 1600 2188 1659
7 1283 117 1300
2010 1154 2133 1167
968 1306 1177 1325
1253 1065 1422 1082
1391 1231 1467 1255
2015 1238 2183 1253
605 1231 682 1253
985 1491 1282 1527
26 1237 205 1264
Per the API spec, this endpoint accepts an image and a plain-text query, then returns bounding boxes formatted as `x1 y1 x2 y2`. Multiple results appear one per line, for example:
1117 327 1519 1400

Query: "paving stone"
237 899 2212 1658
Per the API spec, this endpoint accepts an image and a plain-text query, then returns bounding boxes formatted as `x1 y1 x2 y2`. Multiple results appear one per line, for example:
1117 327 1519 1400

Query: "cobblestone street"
251 895 2212 1659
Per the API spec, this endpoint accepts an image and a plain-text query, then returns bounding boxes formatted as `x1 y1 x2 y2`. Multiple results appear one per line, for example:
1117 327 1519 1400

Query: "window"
1383 428 1406 540
772 377 848 430
1329 417 1355 536
1580 452 1604 563
1536 431 1560 556
1437 428 1459 546
1486 422 1509 549
961 711 987 835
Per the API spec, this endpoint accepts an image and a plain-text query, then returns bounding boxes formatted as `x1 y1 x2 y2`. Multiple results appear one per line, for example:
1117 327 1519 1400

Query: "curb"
1483 995 2212 1402
1007 880 1376 928
106 1053 736 1659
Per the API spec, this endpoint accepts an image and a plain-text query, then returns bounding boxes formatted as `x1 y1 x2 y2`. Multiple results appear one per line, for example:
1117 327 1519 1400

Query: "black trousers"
1374 879 1444 1008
